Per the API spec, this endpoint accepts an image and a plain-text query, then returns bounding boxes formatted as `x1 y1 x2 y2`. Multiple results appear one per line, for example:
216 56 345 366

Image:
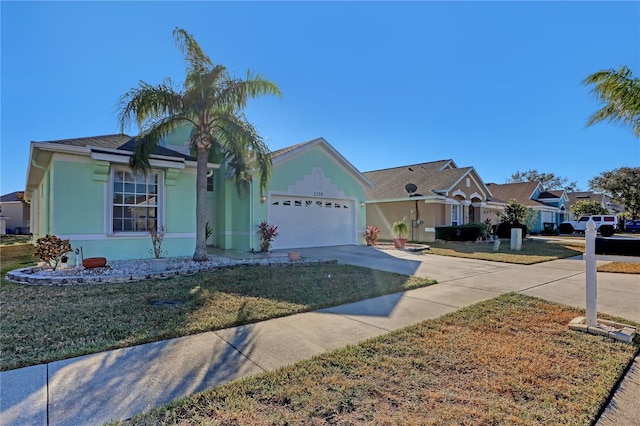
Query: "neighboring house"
364 160 504 242
537 189 569 224
486 182 568 233
0 191 30 234
24 133 371 260
565 191 622 220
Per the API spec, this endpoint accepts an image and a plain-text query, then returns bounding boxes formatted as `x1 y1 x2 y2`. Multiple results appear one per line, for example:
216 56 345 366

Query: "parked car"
559 215 618 237
625 220 640 233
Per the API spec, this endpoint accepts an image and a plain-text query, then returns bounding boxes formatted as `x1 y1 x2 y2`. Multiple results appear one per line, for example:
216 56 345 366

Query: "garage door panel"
269 196 355 249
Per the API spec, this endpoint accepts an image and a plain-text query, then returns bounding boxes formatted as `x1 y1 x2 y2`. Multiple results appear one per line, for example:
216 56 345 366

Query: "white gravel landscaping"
6 253 325 285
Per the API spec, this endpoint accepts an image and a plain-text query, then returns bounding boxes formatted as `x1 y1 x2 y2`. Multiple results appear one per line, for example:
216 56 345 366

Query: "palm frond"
173 27 212 77
129 118 188 174
584 66 640 137
118 80 183 133
212 112 272 194
216 72 282 111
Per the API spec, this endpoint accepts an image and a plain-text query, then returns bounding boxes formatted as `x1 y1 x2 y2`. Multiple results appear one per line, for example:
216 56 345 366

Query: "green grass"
119 294 639 425
0 238 38 277
0 243 435 371
425 239 585 264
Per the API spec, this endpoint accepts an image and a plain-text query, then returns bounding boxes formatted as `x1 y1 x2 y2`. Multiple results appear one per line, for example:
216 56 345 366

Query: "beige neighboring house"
0 191 30 234
364 159 504 242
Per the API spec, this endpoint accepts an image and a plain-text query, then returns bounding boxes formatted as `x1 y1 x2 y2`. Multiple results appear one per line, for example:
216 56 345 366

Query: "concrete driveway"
288 245 640 323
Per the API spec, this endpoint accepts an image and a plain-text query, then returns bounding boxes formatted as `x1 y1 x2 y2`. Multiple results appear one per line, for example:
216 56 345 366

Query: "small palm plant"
392 218 409 249
393 218 409 238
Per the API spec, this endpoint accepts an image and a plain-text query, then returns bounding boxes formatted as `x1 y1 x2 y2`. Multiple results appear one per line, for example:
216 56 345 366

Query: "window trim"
107 167 164 235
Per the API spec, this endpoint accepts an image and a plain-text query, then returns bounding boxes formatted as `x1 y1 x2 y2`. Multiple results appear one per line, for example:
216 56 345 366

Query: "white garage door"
541 211 554 224
268 195 356 249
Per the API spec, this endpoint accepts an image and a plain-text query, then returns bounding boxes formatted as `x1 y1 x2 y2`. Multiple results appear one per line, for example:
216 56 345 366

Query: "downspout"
31 159 50 234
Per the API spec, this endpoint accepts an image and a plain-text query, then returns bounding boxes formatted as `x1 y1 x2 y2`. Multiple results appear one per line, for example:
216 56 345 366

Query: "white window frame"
108 167 164 235
451 203 461 226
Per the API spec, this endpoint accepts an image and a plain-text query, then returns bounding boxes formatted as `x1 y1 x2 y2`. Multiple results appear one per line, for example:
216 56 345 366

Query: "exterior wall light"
260 196 267 203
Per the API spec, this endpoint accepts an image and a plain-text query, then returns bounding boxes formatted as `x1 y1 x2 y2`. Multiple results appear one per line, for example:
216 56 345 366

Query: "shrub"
501 199 531 225
34 234 72 270
572 200 609 217
496 223 528 239
149 225 166 259
257 221 279 252
436 223 488 241
364 225 380 246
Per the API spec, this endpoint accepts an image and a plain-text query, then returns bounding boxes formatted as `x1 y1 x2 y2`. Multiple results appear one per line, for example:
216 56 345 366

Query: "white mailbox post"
568 218 636 343
584 219 597 327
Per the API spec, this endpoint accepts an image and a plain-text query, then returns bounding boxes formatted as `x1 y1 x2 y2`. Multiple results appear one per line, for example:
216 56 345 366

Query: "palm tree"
583 65 640 137
118 28 281 261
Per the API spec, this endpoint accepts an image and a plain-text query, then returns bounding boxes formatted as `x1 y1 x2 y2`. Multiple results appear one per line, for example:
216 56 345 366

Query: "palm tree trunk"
192 147 209 261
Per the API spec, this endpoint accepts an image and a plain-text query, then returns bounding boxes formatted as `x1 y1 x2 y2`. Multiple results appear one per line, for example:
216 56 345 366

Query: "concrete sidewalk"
1 248 638 425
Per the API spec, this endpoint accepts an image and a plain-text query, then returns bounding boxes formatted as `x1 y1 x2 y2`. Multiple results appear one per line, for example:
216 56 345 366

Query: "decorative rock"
6 254 323 286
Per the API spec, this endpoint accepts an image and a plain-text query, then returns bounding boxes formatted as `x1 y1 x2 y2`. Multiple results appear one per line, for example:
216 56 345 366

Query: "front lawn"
120 294 639 425
0 242 435 371
424 239 585 264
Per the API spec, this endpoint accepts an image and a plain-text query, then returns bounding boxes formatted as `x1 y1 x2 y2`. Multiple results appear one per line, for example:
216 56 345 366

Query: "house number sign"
313 192 324 197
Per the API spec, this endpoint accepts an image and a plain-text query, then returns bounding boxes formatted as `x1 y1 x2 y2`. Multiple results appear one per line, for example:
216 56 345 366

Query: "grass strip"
597 262 640 274
424 239 585 264
0 243 435 371
121 294 639 425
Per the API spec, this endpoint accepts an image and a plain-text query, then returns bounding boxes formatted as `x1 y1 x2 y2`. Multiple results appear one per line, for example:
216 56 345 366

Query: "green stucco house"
25 133 372 260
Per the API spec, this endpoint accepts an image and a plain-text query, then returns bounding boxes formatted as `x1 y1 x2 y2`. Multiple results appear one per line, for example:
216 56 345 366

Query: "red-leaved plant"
257 221 279 252
364 225 380 246
34 234 72 271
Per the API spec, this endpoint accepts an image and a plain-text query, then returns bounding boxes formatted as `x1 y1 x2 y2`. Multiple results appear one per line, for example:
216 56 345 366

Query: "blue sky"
2 1 639 196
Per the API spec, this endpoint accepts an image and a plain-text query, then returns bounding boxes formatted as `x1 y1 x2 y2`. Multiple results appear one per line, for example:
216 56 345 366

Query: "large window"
111 169 161 233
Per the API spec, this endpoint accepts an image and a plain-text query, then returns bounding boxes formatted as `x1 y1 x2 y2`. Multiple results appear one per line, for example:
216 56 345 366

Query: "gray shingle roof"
538 191 561 199
38 134 133 149
363 160 471 200
566 191 605 206
116 139 196 161
270 139 317 158
36 134 196 161
486 182 549 207
1 191 24 202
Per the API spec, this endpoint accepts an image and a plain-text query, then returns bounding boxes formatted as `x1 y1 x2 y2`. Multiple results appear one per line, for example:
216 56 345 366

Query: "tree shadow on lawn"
0 305 263 425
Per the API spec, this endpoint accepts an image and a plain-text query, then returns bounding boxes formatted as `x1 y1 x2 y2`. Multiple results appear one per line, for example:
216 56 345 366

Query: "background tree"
507 169 578 191
570 200 609 217
583 66 640 137
118 28 281 261
589 167 640 219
